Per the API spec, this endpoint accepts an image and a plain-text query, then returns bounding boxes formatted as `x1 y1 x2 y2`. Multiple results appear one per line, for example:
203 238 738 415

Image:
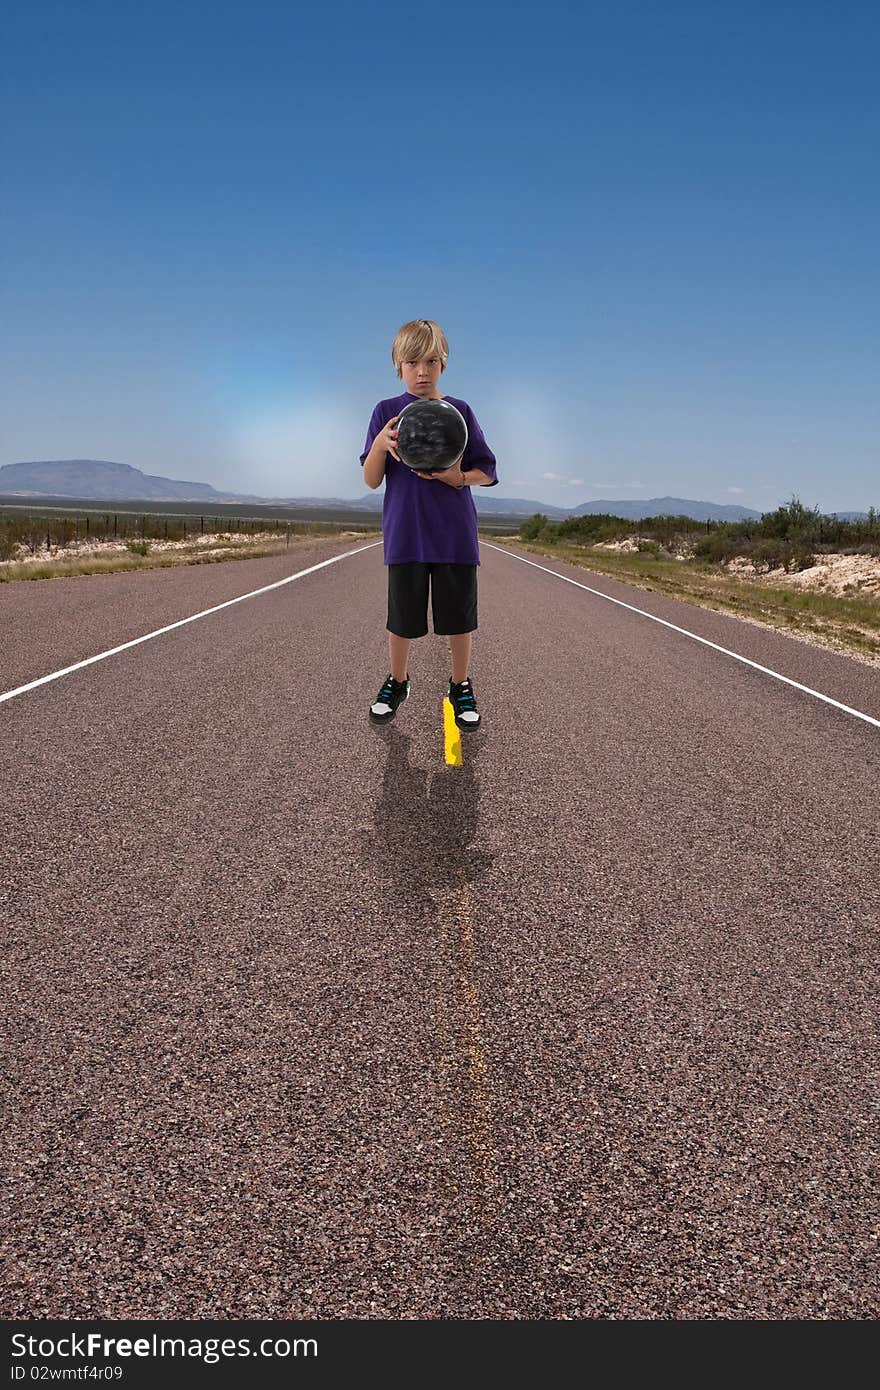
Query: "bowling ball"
396 398 468 472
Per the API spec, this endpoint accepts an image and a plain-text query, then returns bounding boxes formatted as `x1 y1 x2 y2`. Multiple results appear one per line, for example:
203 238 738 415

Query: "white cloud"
540 471 585 486
727 486 745 494
590 480 646 491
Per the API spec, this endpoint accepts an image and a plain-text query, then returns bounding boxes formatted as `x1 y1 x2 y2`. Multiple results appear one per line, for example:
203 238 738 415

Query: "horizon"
2 458 874 518
3 1 878 512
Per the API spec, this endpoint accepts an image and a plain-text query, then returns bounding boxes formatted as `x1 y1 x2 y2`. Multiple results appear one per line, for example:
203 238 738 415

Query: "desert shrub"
519 514 560 543
750 539 789 572
520 514 548 540
789 545 817 572
556 513 631 544
691 533 740 564
0 525 19 561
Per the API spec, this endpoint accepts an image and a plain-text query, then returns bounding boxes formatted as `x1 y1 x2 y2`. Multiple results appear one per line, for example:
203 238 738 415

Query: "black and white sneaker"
448 676 481 731
369 673 411 724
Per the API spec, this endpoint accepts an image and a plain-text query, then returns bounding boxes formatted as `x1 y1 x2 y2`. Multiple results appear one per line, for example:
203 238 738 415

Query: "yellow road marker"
443 696 463 765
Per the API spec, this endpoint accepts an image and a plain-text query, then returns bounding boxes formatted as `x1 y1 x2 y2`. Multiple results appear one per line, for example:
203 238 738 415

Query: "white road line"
483 543 880 732
1 542 383 706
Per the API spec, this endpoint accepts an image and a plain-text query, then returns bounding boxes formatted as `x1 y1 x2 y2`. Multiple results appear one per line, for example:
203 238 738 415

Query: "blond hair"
391 320 449 378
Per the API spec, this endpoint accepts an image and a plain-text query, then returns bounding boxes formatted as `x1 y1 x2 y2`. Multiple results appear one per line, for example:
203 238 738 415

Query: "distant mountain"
0 461 573 514
0 459 262 503
4 460 866 524
567 496 761 522
346 493 762 521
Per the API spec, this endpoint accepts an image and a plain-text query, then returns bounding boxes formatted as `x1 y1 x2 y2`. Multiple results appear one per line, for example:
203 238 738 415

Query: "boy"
360 319 499 731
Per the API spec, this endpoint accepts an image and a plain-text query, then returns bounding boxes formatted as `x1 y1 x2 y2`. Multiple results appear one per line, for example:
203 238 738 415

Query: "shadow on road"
359 723 494 896
354 724 500 1233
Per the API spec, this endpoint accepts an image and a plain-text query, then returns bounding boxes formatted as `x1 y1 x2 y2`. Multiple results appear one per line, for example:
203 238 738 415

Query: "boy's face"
400 354 443 397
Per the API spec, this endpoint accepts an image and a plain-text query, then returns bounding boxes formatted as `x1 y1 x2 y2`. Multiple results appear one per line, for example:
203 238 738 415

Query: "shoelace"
378 677 403 703
451 679 476 711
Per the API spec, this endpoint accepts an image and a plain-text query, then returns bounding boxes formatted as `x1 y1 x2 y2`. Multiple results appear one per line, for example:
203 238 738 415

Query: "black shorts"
387 563 478 638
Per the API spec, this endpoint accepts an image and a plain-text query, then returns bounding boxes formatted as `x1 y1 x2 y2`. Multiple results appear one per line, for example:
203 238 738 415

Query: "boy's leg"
447 632 472 684
432 566 481 729
389 633 411 683
386 564 429 680
431 565 477 677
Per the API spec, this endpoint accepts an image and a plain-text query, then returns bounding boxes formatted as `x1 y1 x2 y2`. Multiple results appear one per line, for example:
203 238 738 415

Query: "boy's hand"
415 459 466 487
379 416 402 461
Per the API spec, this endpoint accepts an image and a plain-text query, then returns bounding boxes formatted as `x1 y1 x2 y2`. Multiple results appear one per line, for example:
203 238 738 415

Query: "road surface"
2 537 878 1318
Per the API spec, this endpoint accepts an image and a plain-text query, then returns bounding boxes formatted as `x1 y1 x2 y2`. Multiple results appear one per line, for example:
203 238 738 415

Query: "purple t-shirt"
360 391 498 565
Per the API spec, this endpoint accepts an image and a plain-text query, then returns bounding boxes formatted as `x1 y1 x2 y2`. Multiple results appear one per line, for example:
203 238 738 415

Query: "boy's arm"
362 435 388 490
417 463 494 488
361 404 397 489
459 405 498 487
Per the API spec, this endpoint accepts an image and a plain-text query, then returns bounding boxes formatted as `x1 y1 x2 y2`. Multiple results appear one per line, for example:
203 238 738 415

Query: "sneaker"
369 673 411 724
448 676 481 731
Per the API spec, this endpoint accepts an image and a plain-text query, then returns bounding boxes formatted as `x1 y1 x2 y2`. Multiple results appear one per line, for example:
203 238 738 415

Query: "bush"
519 513 560 543
751 539 788 572
520 514 548 540
761 496 822 541
789 546 817 572
691 533 740 565
125 540 151 556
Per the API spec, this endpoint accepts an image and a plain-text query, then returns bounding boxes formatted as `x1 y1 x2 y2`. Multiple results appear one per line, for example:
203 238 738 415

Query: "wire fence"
0 511 377 562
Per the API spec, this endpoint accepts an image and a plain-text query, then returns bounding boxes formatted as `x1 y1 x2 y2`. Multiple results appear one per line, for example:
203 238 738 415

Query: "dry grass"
0 529 376 583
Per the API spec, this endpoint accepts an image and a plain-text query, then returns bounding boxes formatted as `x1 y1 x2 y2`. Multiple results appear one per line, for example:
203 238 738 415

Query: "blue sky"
2 0 878 512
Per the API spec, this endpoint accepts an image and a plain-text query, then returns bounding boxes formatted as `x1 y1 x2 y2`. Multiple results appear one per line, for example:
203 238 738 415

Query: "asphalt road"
2 537 878 1319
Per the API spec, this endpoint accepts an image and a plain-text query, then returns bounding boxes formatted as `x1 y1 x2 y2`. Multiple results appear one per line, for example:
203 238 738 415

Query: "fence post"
201 516 204 534
286 522 290 548
114 514 117 538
